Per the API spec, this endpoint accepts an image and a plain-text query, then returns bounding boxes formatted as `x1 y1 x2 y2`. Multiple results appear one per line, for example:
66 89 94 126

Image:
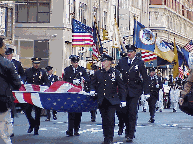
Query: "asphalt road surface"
4 106 193 144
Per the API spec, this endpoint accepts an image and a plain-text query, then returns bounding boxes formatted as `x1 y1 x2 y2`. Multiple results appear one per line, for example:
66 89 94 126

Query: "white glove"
156 84 159 88
144 94 150 100
90 70 94 75
73 79 81 85
121 102 126 107
90 91 96 96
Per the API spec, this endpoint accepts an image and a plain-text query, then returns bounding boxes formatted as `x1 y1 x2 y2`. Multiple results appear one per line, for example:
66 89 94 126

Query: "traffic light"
103 29 108 40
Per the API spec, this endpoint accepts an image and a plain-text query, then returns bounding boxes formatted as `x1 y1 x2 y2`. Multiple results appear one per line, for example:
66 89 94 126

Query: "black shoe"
143 108 146 112
45 118 50 121
160 109 162 112
118 128 123 135
74 131 80 136
148 118 155 123
10 133 14 137
103 138 113 144
27 127 34 133
34 129 39 135
53 116 57 120
126 137 133 142
91 119 96 122
173 109 176 112
66 130 73 136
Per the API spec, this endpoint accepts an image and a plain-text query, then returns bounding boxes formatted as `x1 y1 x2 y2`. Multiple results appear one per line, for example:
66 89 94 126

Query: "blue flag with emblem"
134 19 155 52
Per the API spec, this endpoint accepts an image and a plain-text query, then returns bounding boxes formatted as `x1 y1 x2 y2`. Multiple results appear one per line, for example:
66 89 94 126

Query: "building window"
15 39 49 69
15 0 50 23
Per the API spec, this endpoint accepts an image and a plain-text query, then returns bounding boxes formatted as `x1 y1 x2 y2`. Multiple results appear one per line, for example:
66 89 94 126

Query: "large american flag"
72 18 93 47
184 40 193 52
141 50 157 62
12 81 98 112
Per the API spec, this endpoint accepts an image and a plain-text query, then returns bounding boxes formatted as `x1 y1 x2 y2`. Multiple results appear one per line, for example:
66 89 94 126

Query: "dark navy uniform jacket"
24 67 50 86
48 74 58 85
116 57 150 97
63 65 90 84
90 67 126 105
12 59 25 82
149 75 163 99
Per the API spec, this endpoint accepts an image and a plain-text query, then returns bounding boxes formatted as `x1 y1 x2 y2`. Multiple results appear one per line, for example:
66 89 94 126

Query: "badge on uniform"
39 71 42 79
119 73 123 80
111 72 116 81
135 65 138 70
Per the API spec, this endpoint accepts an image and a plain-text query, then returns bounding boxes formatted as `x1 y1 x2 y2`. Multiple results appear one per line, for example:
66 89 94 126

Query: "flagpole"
114 18 126 53
133 15 136 46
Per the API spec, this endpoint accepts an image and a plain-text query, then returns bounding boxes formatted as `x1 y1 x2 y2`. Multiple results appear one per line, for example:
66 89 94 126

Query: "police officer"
23 57 49 135
5 48 25 82
116 45 150 142
89 65 98 122
147 67 162 123
5 47 25 137
45 66 58 121
63 55 90 136
90 53 126 144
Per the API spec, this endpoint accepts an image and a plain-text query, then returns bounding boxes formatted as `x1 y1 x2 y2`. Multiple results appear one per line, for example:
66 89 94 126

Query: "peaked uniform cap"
31 57 42 64
126 45 137 52
100 53 113 62
69 55 80 63
45 66 53 71
5 48 14 55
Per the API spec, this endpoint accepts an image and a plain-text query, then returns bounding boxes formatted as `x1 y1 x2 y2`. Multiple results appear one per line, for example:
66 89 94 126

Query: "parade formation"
0 0 193 144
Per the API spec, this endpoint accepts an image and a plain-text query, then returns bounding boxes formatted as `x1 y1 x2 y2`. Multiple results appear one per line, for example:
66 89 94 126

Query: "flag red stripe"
72 35 92 37
72 39 93 42
12 92 19 103
23 93 33 105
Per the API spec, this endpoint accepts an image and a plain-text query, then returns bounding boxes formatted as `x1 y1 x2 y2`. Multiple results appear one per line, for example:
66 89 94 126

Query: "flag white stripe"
15 92 26 103
72 42 93 44
31 93 43 108
56 83 73 93
72 33 92 35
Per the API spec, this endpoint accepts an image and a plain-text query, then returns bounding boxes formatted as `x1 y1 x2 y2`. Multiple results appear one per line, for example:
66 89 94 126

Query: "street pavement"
9 106 193 144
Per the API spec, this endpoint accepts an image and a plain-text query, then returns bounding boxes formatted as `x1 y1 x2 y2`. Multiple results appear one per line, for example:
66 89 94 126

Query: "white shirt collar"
128 56 136 64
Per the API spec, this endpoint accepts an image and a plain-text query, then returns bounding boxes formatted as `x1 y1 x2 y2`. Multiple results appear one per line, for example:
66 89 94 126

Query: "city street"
6 106 193 144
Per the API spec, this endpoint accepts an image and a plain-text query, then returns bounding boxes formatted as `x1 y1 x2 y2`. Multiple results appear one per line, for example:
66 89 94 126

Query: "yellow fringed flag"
173 38 179 78
53 69 57 75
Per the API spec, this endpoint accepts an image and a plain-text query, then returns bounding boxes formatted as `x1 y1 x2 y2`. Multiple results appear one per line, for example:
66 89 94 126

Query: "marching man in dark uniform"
5 47 25 137
89 64 98 122
23 57 50 135
116 45 150 142
63 55 90 136
147 67 163 123
90 53 126 144
45 66 58 121
5 48 25 82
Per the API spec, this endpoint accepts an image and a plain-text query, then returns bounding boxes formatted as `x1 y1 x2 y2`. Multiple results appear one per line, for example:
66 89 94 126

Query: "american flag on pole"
72 18 93 47
178 66 184 79
12 81 98 112
184 40 193 52
141 50 157 62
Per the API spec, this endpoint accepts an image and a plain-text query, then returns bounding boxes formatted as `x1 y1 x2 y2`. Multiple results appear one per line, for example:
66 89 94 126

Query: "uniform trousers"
116 106 127 130
23 104 41 129
98 98 117 142
147 93 158 118
68 112 82 133
125 96 139 139
47 110 57 119
90 110 97 121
